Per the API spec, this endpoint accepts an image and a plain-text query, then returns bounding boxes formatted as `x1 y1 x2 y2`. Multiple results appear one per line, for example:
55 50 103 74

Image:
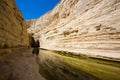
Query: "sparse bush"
63 31 70 36
3 44 8 49
63 29 78 36
71 30 78 33
45 31 50 34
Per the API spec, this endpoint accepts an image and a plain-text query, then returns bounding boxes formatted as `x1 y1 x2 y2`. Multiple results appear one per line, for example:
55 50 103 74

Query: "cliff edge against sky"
0 0 29 49
27 0 120 60
0 0 46 80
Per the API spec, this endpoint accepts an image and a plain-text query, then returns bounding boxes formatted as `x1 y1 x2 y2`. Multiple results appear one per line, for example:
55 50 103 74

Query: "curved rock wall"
0 0 29 49
28 0 120 59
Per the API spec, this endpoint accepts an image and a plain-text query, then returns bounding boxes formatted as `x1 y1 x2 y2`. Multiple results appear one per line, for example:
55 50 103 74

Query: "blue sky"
15 0 60 20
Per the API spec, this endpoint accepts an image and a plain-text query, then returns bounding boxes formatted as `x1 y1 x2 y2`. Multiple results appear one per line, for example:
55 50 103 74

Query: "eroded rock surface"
0 0 45 80
26 19 36 28
0 0 29 49
28 0 120 59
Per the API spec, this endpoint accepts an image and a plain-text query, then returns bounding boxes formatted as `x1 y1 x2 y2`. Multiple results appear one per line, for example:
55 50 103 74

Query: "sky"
15 0 60 20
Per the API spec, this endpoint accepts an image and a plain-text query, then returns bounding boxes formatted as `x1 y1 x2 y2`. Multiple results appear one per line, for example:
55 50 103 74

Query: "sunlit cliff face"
27 0 120 59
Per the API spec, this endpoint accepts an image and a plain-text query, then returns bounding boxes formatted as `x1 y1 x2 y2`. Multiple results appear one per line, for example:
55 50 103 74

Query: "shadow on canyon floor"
37 49 120 80
0 48 45 80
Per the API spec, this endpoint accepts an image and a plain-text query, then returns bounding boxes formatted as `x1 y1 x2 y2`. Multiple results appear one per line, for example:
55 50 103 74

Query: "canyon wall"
0 1 46 80
26 19 36 28
0 0 29 49
28 0 120 59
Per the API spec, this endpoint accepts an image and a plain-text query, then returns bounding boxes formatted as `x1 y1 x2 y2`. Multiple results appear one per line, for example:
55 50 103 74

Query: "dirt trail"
0 48 46 80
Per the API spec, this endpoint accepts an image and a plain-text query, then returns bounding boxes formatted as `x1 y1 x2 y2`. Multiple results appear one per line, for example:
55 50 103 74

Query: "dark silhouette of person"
32 40 40 56
29 34 36 48
29 34 40 56
35 40 40 47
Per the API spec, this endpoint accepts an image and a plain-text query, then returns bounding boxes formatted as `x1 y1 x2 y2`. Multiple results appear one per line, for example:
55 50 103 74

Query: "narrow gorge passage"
0 0 120 80
37 49 120 80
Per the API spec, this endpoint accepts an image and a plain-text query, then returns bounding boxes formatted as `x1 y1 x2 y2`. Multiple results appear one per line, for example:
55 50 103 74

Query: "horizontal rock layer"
0 0 29 49
26 19 36 28
28 0 120 59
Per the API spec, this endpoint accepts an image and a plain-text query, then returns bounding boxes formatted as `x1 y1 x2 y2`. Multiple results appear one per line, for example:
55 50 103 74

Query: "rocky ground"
0 48 46 80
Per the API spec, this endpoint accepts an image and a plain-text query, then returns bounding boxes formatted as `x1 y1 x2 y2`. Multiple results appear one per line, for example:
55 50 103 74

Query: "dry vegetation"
63 30 78 36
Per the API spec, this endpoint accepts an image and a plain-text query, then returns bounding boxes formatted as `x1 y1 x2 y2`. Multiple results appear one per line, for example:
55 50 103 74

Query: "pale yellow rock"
28 0 120 59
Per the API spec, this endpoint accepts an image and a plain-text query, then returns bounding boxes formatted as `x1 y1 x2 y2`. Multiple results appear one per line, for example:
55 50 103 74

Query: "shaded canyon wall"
0 0 29 49
27 0 120 59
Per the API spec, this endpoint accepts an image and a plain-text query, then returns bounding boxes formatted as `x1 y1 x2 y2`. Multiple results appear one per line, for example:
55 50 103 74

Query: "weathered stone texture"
0 0 29 48
26 19 36 28
28 0 120 59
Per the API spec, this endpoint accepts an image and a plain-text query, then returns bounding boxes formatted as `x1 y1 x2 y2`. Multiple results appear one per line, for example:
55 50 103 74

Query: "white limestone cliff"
27 0 120 60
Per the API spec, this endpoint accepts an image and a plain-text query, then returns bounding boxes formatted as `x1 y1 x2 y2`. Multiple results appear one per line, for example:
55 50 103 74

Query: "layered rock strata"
0 0 46 80
28 0 120 59
0 0 29 49
26 19 36 28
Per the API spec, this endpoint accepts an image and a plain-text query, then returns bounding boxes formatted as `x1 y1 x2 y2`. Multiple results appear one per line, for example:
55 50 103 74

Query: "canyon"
0 0 120 80
0 0 45 80
28 0 120 60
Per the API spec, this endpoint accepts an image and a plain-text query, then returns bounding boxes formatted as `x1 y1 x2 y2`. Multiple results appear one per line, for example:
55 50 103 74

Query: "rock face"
26 19 36 28
0 0 29 49
28 0 120 59
0 1 46 80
